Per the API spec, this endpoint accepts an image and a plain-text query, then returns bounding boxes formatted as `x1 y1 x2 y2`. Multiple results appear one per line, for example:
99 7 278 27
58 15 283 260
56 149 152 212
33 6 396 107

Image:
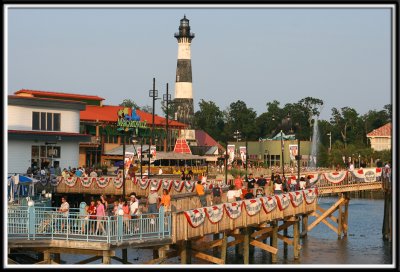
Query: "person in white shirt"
226 185 236 203
129 193 140 232
58 196 70 232
158 167 163 175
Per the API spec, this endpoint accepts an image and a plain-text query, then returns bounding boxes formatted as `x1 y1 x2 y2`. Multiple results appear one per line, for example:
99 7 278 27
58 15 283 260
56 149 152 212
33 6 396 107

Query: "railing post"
139 214 143 240
159 206 165 238
118 213 123 242
28 204 36 239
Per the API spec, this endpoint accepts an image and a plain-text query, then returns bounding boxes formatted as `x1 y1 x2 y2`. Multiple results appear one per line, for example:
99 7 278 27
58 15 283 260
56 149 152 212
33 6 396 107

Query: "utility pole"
149 77 159 177
163 83 171 152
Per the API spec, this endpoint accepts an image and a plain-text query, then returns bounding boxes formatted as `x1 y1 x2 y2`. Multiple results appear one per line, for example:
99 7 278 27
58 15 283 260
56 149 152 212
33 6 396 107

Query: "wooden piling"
301 215 308 238
122 248 128 264
213 233 219 256
271 221 278 263
293 217 300 260
243 227 250 264
43 250 51 264
283 223 288 257
220 232 227 264
102 251 111 264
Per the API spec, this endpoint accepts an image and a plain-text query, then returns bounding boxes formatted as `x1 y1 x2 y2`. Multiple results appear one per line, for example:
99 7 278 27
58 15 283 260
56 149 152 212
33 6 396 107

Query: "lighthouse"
174 15 195 126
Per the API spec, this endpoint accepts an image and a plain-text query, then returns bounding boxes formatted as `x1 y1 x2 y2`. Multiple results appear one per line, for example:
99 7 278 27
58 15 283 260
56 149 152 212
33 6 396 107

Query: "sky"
6 5 393 121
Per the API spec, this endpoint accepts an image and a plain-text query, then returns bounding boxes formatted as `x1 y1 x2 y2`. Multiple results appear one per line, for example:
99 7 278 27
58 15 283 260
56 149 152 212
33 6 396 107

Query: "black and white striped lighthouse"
174 15 195 126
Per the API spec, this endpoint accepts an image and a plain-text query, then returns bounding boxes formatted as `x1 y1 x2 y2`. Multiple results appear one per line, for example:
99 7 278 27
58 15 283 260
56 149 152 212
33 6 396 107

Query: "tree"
141 105 152 113
298 97 324 139
224 100 257 141
330 107 360 149
192 99 225 142
119 99 139 109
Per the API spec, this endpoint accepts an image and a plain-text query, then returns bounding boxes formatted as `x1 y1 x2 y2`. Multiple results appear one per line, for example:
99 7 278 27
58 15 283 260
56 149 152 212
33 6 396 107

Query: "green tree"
119 99 139 109
224 100 258 141
192 99 225 142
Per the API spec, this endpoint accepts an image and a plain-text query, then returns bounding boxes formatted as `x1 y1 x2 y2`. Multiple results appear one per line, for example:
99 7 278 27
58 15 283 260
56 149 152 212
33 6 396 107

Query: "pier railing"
8 206 171 243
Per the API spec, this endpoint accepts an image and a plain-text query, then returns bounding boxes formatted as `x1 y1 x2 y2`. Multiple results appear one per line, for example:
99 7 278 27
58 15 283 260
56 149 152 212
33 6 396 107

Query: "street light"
149 77 161 177
358 154 361 168
163 83 172 152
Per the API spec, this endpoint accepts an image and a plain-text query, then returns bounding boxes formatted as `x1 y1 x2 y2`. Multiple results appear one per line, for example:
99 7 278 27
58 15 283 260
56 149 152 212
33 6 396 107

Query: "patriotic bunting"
173 180 185 192
138 178 150 190
323 171 347 184
150 179 162 191
307 173 320 184
243 198 262 216
204 204 225 224
350 168 382 182
162 180 173 191
289 191 303 207
275 193 291 211
224 201 243 219
113 177 123 189
184 208 206 228
260 196 277 213
64 177 77 187
81 177 94 188
96 177 109 188
184 181 196 192
302 188 318 204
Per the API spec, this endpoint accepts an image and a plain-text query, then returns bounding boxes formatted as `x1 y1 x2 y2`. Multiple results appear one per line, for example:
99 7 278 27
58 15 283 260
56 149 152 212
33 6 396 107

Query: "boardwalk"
8 168 390 265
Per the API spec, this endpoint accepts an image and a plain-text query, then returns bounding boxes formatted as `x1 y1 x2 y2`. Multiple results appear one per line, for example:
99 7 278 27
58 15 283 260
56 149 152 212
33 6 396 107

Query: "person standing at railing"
95 199 106 235
58 196 69 233
122 200 131 233
273 176 283 195
80 203 89 234
196 180 207 207
159 189 171 213
129 193 140 232
88 200 97 234
147 187 159 225
299 177 307 190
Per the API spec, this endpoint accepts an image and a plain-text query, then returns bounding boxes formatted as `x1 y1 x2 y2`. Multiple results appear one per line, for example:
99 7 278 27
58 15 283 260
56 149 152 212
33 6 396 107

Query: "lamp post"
245 137 248 181
149 77 161 177
225 142 228 184
163 83 172 152
140 137 143 178
358 153 361 168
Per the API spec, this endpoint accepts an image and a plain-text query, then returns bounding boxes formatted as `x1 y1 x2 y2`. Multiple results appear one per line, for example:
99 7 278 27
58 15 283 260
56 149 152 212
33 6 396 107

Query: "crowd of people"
56 188 172 235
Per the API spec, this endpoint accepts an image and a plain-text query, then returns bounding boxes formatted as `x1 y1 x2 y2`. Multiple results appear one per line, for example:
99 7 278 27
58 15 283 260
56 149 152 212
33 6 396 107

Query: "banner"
288 191 303 207
239 146 246 165
302 188 318 204
184 208 206 228
124 151 135 177
275 193 291 211
260 196 277 213
324 171 347 184
225 201 243 219
227 145 235 165
289 144 298 161
162 180 173 191
350 168 382 182
204 204 225 224
243 198 262 216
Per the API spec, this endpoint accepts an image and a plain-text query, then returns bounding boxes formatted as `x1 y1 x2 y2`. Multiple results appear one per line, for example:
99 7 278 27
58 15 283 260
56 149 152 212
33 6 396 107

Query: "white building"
7 93 91 174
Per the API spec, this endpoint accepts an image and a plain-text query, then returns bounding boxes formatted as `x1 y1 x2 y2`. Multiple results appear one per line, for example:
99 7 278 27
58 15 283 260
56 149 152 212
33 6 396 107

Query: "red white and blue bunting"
243 198 262 216
204 204 225 224
138 178 150 190
81 177 95 188
131 176 138 185
113 177 123 189
302 188 318 204
224 201 243 219
184 181 196 192
51 175 61 187
350 168 382 182
324 171 347 184
150 179 162 191
275 193 291 211
307 173 320 184
184 208 206 228
162 180 173 192
260 196 277 213
64 177 77 187
173 180 185 192
289 191 303 207
96 177 109 188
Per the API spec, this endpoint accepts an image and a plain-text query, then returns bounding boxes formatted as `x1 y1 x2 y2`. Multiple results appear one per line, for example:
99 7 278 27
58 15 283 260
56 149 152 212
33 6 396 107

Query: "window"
31 145 61 169
32 112 61 131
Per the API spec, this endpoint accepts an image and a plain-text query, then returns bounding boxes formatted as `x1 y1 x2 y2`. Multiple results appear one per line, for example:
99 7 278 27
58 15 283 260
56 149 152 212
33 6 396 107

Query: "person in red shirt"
87 200 97 234
234 174 243 190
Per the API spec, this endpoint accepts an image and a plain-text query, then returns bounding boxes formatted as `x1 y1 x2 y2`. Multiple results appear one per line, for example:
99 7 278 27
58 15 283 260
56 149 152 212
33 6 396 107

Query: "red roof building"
367 123 392 151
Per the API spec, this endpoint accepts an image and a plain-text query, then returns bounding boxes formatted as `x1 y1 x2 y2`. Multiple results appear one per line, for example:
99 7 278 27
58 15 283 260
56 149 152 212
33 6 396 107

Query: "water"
309 117 319 169
57 197 393 267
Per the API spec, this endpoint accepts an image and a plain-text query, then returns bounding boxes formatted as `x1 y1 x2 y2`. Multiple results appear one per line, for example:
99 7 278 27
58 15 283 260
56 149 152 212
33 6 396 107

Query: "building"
7 92 91 174
174 15 195 126
11 89 188 170
367 123 392 151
